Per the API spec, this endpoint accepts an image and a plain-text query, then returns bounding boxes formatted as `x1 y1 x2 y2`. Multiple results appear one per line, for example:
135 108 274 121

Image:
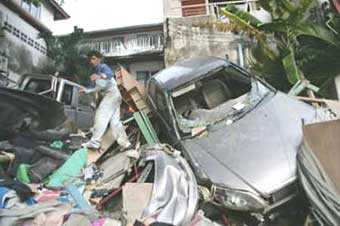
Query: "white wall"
0 3 48 73
163 0 182 18
40 2 56 27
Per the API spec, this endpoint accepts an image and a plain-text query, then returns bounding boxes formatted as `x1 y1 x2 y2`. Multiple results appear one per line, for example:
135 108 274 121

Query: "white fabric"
86 79 131 149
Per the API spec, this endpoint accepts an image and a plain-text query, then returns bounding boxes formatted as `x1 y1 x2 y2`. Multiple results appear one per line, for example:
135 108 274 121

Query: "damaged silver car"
146 56 318 220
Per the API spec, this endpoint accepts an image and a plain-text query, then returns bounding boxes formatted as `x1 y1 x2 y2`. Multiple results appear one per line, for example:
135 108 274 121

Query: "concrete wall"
0 3 51 80
164 15 242 66
163 0 182 18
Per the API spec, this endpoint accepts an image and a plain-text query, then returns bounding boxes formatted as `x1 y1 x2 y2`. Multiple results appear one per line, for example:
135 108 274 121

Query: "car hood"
183 92 316 196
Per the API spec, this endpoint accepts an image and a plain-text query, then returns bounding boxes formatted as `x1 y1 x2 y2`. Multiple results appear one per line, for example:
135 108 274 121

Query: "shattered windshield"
170 66 272 137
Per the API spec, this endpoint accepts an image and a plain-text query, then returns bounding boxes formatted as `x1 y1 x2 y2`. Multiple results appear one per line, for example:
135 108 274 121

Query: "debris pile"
3 57 340 226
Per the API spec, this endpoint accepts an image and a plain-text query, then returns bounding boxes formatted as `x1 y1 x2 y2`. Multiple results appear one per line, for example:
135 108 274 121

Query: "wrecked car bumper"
141 145 199 226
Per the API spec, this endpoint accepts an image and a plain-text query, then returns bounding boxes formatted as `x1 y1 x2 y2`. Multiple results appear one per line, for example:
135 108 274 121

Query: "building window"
4 22 12 33
13 27 20 38
62 84 74 105
34 41 40 50
28 38 34 46
20 32 27 43
136 71 158 85
21 0 41 19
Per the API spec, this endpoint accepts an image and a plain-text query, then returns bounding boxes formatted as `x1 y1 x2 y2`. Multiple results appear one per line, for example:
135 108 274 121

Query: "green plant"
219 0 340 97
40 27 92 85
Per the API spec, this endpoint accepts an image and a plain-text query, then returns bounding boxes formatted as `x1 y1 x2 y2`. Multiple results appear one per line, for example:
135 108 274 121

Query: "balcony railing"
80 33 163 57
166 0 261 18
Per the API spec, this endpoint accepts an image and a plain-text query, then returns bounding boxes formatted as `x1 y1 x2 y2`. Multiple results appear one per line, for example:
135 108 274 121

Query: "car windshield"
170 66 272 137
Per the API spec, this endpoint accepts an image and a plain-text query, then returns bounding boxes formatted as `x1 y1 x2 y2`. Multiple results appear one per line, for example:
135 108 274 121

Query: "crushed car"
16 73 95 131
146 56 320 223
0 87 66 140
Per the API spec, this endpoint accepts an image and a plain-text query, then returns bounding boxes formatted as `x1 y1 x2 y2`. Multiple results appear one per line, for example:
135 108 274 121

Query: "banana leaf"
294 24 338 46
219 8 265 40
223 4 262 27
282 47 301 84
297 0 315 15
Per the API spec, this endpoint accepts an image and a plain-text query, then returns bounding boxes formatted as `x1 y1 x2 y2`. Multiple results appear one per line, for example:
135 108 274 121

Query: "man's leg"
87 94 115 148
109 98 131 149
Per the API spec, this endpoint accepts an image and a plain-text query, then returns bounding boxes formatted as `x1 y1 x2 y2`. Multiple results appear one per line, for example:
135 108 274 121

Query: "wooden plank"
134 112 159 145
303 120 340 194
123 183 153 224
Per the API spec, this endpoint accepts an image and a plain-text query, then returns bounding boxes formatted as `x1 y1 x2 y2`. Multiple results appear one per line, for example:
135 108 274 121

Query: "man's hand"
79 87 86 95
90 73 102 81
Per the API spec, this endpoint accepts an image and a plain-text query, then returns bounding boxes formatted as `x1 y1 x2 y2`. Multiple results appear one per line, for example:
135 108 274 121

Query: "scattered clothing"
0 179 34 201
34 189 65 203
0 201 71 226
28 157 63 183
47 147 87 188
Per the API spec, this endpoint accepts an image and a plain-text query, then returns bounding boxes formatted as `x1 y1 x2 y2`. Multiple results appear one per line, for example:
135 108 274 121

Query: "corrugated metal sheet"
181 0 206 17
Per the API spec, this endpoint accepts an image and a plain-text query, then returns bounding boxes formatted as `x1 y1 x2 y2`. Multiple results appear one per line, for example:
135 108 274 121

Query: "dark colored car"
146 56 318 215
0 87 66 140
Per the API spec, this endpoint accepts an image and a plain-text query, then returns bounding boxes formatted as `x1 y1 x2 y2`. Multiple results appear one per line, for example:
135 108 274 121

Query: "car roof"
153 56 229 91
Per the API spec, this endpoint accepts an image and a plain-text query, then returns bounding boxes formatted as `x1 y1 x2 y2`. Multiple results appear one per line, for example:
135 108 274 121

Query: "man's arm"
94 64 114 80
84 78 109 94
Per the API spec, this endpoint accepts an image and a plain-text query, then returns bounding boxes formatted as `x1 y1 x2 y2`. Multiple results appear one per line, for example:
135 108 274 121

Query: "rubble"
2 57 340 226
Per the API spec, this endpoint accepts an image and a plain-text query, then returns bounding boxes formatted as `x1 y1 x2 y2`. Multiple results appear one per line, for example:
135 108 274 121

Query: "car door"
76 92 95 131
57 80 95 131
147 79 179 146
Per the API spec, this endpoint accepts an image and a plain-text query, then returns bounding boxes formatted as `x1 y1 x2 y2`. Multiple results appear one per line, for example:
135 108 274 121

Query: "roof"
47 0 70 20
153 56 228 91
83 23 163 38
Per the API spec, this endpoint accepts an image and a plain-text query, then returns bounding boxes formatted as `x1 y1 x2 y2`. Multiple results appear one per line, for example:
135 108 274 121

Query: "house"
162 0 270 67
80 23 164 87
0 0 69 81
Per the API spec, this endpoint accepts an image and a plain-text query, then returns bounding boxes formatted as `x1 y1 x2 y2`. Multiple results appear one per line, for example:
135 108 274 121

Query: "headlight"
211 185 268 211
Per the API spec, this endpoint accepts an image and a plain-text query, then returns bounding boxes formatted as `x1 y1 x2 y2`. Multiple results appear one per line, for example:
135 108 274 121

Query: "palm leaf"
223 4 262 27
294 24 338 46
219 7 265 40
298 0 315 14
282 47 301 84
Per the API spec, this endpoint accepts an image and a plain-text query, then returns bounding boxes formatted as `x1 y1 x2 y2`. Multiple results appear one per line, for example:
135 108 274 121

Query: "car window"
155 87 172 125
24 79 51 94
148 79 156 100
171 66 270 137
61 84 74 105
156 90 166 112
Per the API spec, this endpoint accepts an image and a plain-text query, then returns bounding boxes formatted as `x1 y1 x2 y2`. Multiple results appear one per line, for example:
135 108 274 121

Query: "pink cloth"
35 189 64 202
91 217 105 226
